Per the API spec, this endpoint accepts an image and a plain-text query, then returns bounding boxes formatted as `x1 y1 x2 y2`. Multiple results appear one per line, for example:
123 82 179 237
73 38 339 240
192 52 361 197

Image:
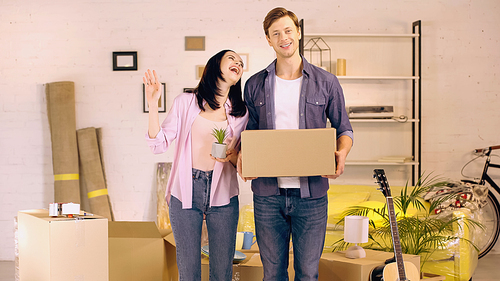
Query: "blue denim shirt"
243 56 353 199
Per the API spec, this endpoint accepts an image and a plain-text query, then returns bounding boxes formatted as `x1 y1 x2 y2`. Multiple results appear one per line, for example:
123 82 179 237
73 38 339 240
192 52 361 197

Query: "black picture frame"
143 83 166 113
113 51 137 71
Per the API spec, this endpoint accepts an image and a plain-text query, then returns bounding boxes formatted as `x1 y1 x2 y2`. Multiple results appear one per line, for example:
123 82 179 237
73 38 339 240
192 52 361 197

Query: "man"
237 7 353 281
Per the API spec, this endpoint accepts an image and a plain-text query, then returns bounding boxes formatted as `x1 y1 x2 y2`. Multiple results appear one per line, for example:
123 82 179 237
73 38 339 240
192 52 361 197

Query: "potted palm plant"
211 127 228 159
332 173 483 275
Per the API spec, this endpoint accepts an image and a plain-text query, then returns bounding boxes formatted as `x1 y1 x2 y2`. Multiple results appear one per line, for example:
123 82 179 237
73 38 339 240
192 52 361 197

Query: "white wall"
1 0 499 260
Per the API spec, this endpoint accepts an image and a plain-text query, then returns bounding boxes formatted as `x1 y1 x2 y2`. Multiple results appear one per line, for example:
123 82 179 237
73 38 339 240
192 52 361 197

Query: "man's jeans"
254 188 328 281
170 169 239 281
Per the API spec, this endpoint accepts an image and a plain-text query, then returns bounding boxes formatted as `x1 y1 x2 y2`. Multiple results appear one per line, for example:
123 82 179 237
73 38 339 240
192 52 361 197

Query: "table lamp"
344 215 369 259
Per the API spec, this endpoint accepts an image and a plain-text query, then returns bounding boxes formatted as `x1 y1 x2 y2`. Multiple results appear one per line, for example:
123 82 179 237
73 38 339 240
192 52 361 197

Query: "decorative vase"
211 143 227 159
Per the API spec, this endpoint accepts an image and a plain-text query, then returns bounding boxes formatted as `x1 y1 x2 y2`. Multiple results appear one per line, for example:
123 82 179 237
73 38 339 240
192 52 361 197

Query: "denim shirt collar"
264 55 312 79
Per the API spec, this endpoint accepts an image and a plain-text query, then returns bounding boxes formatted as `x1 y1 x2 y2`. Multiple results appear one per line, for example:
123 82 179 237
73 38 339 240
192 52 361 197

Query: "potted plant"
331 173 483 275
211 127 228 159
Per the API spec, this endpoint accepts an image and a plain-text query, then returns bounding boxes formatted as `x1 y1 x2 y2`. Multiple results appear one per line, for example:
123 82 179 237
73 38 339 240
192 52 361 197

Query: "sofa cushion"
327 192 370 226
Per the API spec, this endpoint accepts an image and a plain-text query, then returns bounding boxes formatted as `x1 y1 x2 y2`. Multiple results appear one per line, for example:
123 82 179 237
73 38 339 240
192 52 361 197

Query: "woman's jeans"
169 169 239 281
254 188 328 281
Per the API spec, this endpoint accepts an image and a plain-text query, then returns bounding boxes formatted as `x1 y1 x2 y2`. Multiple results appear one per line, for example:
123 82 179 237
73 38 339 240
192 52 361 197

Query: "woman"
144 50 248 281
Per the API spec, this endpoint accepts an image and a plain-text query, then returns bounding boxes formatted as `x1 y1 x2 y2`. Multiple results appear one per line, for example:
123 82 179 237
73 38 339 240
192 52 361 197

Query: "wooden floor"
1 254 499 280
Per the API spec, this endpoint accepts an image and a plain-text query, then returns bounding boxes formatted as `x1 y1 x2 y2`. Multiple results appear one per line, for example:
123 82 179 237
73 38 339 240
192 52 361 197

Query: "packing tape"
87 188 108 199
54 173 79 181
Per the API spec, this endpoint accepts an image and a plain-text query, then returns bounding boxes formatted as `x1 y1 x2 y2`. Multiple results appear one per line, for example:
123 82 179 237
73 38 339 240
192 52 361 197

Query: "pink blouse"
146 93 249 209
191 115 228 172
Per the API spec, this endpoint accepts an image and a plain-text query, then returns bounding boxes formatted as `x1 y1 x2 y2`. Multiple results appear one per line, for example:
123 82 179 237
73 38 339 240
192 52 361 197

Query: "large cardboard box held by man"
17 209 108 281
241 128 336 178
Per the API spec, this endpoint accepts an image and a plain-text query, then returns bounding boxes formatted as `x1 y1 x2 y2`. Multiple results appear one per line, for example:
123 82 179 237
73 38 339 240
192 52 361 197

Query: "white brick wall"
1 0 499 260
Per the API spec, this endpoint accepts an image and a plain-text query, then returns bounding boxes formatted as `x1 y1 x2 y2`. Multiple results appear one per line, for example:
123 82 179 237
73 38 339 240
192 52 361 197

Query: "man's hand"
237 151 257 182
322 150 347 179
322 135 352 179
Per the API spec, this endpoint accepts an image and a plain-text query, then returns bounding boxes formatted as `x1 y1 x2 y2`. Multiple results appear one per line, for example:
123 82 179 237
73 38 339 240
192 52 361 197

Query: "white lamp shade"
344 216 369 244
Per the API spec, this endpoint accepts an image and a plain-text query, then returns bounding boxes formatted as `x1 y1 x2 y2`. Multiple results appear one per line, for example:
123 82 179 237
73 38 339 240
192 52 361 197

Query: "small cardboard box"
18 209 108 281
241 128 336 178
318 249 420 281
201 253 294 281
163 230 293 281
108 221 165 281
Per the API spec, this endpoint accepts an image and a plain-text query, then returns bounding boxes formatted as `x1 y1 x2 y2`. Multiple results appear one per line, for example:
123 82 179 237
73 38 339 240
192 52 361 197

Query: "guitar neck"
386 196 407 281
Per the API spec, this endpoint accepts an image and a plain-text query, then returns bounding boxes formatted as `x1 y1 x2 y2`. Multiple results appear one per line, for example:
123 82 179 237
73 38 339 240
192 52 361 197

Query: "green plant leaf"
211 127 228 144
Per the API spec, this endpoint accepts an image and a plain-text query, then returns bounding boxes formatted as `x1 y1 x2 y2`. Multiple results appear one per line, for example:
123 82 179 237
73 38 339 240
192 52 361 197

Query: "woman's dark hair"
194 50 247 117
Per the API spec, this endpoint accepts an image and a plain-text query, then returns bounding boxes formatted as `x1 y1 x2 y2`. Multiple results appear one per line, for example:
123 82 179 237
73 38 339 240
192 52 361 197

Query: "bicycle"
461 145 500 259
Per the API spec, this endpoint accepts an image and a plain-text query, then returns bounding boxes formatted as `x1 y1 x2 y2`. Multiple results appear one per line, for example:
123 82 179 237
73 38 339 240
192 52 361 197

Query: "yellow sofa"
325 184 478 281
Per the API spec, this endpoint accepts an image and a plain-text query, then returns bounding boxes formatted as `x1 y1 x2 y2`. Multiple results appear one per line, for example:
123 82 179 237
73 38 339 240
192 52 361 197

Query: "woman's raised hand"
143 69 161 109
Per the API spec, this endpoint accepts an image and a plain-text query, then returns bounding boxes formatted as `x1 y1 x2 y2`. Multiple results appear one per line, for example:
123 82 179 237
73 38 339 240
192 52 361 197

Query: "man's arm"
322 134 352 179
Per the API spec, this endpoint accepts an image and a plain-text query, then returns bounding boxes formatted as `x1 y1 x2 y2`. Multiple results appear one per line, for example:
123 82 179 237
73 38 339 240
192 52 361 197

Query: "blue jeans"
254 188 328 281
169 169 239 281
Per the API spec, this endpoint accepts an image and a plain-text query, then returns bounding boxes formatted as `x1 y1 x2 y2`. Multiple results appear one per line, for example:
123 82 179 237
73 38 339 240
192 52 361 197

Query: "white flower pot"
211 143 228 159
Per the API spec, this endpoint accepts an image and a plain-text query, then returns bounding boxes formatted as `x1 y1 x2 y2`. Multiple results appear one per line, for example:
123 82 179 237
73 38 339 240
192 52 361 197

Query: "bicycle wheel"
477 190 500 259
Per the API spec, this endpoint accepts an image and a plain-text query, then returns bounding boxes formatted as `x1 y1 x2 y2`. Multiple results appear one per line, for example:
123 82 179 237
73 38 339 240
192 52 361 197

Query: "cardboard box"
17 209 108 281
163 230 292 281
318 249 420 281
201 253 294 281
241 128 336 178
108 221 165 281
108 221 177 281
162 231 178 281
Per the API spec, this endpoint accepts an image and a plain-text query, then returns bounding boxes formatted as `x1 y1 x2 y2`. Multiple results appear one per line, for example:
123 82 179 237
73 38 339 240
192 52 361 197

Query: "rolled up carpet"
157 162 172 229
77 127 113 220
46 81 80 203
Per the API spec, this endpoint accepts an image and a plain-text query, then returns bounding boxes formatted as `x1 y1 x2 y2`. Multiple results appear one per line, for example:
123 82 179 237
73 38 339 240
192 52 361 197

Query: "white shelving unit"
301 20 422 185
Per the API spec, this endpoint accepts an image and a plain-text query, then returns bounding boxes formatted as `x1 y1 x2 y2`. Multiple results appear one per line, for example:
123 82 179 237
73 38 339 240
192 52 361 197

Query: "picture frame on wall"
185 36 205 51
196 65 205 80
143 83 166 113
113 51 138 71
238 53 249 72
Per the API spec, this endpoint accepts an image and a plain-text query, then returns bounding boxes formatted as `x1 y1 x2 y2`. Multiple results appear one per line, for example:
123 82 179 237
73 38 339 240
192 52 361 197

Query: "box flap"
163 232 176 246
108 221 162 238
158 228 172 238
19 209 106 221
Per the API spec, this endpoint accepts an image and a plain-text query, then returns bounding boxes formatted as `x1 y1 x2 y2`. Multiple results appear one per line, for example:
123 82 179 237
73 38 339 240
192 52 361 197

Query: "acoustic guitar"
370 169 420 281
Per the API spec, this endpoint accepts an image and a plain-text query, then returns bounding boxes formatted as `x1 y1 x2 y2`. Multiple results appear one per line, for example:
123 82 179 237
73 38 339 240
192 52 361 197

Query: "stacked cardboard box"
17 209 108 281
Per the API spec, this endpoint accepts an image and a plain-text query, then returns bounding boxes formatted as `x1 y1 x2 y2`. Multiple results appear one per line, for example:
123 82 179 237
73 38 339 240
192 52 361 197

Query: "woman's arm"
143 69 161 138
